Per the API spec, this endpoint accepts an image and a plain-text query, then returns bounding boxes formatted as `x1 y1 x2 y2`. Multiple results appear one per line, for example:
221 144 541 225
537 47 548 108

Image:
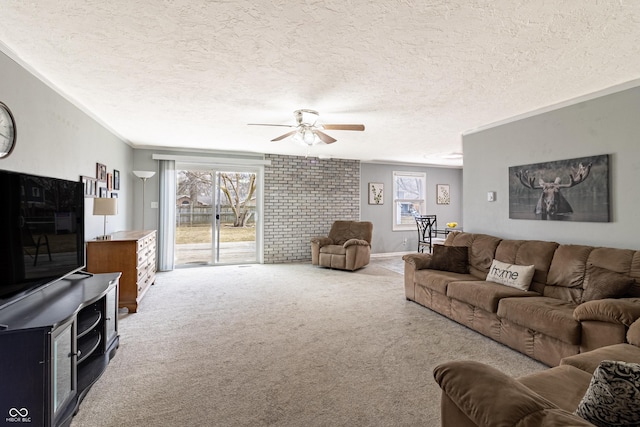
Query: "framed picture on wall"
508 154 610 222
113 169 120 190
368 182 384 205
96 163 107 181
81 176 97 198
436 184 450 205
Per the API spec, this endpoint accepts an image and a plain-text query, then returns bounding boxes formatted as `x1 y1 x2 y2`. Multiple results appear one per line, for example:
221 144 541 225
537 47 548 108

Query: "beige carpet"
71 258 546 426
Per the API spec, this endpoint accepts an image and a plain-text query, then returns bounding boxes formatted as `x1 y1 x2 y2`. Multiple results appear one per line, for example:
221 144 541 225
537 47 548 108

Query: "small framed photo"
81 176 97 198
113 169 120 190
111 192 118 198
107 173 113 191
99 186 108 198
368 182 384 205
436 184 450 205
96 163 107 181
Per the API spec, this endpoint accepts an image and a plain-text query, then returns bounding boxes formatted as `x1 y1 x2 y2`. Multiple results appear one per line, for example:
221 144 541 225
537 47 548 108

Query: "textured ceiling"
1 1 639 166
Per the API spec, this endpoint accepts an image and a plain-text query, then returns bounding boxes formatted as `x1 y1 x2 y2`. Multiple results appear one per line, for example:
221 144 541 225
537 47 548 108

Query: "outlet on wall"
402 237 407 246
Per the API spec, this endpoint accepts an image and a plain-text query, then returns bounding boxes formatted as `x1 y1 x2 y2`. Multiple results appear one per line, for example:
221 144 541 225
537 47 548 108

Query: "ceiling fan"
248 109 365 145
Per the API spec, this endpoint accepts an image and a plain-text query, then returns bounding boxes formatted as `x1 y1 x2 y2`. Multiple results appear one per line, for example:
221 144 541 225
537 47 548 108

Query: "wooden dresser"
87 230 156 313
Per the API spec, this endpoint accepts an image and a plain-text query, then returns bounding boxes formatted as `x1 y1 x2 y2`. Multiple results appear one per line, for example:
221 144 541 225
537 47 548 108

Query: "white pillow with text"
486 259 535 291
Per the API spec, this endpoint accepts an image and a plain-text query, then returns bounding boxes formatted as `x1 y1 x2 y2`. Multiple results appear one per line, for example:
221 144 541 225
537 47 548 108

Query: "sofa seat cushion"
517 365 592 413
447 281 539 313
561 343 640 374
498 297 581 344
414 269 476 295
319 244 346 255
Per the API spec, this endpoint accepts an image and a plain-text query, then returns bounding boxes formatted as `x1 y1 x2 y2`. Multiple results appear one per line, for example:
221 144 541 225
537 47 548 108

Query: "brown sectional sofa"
403 231 640 366
433 318 640 426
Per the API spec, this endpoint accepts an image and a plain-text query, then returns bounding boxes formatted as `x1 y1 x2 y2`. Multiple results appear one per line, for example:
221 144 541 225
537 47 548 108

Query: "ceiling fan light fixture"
303 129 316 145
293 128 320 146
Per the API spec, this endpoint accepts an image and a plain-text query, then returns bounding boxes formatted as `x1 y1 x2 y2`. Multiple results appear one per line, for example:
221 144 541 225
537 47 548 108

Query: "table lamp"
93 197 118 240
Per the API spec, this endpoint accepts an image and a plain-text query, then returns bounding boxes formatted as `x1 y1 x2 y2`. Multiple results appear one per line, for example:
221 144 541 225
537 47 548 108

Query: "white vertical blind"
158 159 176 271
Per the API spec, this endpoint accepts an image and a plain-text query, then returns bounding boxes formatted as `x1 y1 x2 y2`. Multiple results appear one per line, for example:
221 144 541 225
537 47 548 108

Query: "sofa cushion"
447 281 537 313
581 264 636 303
430 245 469 274
414 269 476 295
518 365 592 413
575 360 640 427
486 259 536 291
498 297 581 344
546 244 593 304
561 343 640 374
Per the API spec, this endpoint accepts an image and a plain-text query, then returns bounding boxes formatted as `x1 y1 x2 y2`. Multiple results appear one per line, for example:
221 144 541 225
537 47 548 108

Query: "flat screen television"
0 169 85 305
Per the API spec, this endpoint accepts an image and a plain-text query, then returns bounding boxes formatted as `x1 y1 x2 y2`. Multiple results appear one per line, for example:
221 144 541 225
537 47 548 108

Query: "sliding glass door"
174 167 258 265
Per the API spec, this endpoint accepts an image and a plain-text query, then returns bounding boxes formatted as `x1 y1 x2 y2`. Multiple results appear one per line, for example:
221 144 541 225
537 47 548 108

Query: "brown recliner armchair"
311 220 373 271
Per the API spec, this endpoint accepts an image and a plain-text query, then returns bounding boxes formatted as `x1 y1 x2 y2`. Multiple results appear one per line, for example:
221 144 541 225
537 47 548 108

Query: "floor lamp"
93 197 118 240
133 170 156 229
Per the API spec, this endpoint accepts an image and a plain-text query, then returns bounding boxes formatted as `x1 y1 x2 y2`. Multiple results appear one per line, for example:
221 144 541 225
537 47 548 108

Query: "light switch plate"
487 191 496 202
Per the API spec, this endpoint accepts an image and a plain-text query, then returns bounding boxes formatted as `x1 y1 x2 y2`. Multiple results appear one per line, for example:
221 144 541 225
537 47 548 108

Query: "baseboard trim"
371 251 413 258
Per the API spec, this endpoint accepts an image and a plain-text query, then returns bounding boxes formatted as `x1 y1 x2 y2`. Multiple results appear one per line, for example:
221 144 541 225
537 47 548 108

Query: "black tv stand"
74 270 95 277
0 273 120 427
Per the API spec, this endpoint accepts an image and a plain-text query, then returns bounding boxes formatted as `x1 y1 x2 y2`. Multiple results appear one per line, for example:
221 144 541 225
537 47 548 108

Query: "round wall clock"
0 101 17 159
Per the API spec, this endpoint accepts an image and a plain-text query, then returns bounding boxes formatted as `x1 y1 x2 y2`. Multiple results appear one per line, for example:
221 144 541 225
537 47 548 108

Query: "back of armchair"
328 220 373 245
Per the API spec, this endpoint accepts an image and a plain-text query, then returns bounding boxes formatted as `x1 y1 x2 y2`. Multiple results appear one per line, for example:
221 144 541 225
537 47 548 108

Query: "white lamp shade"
93 197 118 216
133 170 156 179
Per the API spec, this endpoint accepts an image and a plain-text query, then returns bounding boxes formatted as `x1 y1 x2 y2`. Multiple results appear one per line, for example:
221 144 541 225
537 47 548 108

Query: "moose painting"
509 154 610 222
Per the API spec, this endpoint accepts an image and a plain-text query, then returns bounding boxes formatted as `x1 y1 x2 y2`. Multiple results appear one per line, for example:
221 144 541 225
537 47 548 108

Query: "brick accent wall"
263 154 360 263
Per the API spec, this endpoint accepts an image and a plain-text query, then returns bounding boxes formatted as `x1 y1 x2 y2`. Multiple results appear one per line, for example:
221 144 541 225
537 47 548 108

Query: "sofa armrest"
310 237 333 247
343 238 370 248
433 361 580 427
628 318 640 346
402 253 432 270
573 297 640 326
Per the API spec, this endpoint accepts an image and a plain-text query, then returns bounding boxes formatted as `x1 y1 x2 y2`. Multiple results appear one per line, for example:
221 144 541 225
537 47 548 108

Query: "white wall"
361 163 463 253
0 50 133 240
462 84 640 250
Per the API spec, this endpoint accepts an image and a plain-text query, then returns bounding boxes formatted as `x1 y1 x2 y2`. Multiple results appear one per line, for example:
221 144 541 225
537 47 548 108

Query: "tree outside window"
392 171 426 231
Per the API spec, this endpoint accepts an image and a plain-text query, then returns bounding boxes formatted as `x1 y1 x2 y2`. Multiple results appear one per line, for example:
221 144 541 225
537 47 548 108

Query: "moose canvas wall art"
509 154 610 222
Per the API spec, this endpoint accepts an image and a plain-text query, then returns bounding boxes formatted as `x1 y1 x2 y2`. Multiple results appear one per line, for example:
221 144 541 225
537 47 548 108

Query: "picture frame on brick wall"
369 182 383 205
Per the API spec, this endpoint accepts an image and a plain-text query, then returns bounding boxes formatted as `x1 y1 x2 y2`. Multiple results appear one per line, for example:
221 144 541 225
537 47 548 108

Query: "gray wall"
0 50 134 240
462 85 640 250
361 163 463 253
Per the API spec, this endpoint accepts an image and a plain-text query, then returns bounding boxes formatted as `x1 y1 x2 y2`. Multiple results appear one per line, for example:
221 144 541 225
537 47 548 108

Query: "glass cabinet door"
105 285 118 346
51 319 76 420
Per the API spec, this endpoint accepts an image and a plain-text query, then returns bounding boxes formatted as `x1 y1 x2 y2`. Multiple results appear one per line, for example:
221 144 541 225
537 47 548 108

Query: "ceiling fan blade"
271 130 298 142
321 124 365 131
248 123 296 128
315 130 337 144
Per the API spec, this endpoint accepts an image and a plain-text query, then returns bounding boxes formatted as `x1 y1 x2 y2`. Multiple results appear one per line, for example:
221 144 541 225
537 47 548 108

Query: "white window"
392 171 426 231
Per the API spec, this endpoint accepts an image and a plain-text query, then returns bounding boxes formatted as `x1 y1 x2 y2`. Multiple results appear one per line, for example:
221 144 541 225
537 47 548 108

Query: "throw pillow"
575 360 640 427
429 245 469 274
486 259 535 291
581 264 635 303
